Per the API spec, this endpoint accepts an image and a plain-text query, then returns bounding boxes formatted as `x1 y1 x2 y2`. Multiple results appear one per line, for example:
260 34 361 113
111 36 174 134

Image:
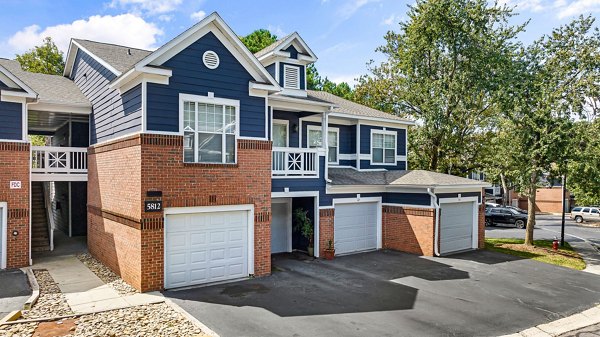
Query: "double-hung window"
371 130 396 165
307 125 339 164
182 95 238 164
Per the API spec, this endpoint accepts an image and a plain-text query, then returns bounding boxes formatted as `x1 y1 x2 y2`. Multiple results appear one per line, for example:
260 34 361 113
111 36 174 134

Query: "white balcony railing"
272 147 319 178
31 146 88 176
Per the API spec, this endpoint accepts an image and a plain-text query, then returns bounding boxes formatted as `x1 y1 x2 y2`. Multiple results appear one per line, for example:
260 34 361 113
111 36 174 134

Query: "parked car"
485 207 528 229
506 205 527 214
570 207 600 223
486 202 501 208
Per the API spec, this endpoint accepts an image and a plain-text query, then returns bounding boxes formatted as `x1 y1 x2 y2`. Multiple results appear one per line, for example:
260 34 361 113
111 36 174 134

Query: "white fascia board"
70 40 121 77
249 82 280 92
328 112 415 126
1 91 37 101
111 71 170 93
282 33 318 61
269 94 333 108
273 51 291 58
0 66 37 98
132 12 280 90
326 185 387 194
28 101 91 114
298 54 317 63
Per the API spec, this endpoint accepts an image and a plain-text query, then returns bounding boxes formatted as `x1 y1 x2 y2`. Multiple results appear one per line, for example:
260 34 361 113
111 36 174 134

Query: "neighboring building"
0 13 488 291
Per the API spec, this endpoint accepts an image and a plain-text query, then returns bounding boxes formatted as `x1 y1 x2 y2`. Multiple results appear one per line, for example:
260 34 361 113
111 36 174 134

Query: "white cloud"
556 0 600 18
381 14 401 26
7 14 163 55
267 25 287 39
109 0 183 15
190 10 206 21
337 0 380 20
158 14 173 22
497 0 600 18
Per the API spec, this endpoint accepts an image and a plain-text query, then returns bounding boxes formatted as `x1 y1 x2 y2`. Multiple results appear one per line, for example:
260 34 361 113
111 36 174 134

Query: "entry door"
440 201 475 254
165 210 249 289
334 202 378 255
271 202 291 253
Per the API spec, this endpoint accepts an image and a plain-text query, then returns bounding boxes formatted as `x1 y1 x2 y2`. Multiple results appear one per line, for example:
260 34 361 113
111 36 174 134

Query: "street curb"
164 298 220 337
22 268 40 310
500 305 600 337
0 310 22 324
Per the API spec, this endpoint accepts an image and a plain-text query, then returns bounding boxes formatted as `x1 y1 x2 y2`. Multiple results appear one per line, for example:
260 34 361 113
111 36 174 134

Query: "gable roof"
307 90 414 124
329 168 489 188
0 59 90 106
254 32 317 63
72 39 152 74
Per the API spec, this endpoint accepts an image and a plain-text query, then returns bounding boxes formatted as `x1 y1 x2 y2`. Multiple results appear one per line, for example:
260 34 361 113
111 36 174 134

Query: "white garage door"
440 201 475 254
334 202 378 255
165 210 249 289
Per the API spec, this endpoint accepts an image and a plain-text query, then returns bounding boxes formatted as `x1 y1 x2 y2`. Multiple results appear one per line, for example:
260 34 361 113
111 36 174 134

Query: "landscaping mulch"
486 238 587 270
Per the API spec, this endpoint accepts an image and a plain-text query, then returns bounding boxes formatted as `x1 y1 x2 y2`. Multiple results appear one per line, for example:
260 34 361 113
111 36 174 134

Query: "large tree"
16 37 64 75
240 29 278 54
354 0 524 175
497 16 600 245
568 118 600 206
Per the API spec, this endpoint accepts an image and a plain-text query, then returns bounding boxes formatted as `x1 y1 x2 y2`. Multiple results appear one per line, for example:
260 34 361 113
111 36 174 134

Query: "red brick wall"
514 188 569 213
318 208 334 257
382 206 435 256
88 134 273 292
0 142 30 268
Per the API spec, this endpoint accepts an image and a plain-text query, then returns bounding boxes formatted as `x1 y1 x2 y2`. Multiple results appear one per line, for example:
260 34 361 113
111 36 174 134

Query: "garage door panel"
165 210 249 289
334 202 379 255
440 202 476 254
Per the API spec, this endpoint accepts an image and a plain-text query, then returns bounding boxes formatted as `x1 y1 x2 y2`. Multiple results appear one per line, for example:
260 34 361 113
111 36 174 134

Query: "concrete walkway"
570 241 600 275
33 255 163 313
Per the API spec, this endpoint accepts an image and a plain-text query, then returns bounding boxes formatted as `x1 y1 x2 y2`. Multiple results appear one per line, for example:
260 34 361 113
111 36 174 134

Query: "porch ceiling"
28 110 89 134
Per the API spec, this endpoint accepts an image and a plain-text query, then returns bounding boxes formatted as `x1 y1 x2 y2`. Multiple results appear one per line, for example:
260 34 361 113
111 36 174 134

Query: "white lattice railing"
272 147 319 177
31 146 88 175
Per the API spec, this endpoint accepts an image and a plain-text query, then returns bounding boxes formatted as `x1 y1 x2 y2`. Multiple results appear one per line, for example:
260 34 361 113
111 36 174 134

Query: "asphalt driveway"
165 250 600 337
0 269 31 318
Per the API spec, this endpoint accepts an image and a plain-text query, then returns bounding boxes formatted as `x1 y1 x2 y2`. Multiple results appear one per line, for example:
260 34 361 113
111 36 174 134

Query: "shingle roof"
307 90 413 123
73 39 152 74
254 33 295 59
329 168 488 187
0 59 90 106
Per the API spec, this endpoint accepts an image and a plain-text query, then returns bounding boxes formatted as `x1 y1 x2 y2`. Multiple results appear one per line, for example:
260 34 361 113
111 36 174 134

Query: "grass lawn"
485 238 586 270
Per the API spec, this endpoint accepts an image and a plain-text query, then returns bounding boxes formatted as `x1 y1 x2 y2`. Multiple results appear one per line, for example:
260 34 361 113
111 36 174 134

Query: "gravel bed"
0 322 38 337
21 270 73 319
73 303 207 337
76 253 138 295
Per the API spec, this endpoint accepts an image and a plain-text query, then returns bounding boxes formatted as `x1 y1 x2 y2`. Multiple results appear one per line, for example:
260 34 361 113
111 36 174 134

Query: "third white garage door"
164 208 250 289
440 201 476 254
334 201 379 255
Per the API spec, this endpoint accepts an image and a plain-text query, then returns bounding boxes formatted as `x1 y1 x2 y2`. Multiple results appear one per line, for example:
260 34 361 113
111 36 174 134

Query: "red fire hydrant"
553 238 559 251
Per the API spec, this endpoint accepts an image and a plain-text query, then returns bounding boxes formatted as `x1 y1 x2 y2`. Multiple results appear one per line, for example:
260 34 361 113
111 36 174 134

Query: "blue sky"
0 0 598 85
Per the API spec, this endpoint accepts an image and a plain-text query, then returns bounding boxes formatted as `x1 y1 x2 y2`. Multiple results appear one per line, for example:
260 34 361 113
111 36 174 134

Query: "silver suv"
570 207 600 223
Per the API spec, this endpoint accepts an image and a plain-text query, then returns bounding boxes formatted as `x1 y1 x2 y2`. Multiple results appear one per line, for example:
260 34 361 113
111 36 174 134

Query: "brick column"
0 142 30 268
382 206 435 256
319 208 334 257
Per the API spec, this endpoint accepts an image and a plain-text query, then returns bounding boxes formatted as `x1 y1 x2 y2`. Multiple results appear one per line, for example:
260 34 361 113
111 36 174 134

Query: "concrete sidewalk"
570 241 600 275
33 255 163 313
502 305 600 337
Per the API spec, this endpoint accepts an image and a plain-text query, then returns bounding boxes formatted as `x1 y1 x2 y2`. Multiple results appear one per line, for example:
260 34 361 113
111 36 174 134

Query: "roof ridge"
74 38 153 52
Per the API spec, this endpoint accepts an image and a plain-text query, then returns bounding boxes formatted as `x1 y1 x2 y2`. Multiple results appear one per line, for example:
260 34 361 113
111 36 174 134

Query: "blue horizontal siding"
322 192 431 208
71 50 141 144
272 110 318 148
301 122 355 153
147 32 266 138
279 62 305 90
265 63 276 80
283 45 299 59
272 156 327 198
359 125 407 170
0 101 22 140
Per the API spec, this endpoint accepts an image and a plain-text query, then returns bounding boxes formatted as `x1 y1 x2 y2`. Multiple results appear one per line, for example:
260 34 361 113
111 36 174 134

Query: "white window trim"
370 129 397 166
272 119 289 147
283 64 300 90
307 125 339 165
0 201 6 269
179 93 240 164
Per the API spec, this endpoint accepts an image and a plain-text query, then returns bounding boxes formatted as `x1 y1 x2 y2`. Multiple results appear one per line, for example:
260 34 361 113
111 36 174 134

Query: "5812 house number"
144 200 162 212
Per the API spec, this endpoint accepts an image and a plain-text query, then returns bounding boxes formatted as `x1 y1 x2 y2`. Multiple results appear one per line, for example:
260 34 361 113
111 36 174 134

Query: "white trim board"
0 201 6 269
163 204 255 284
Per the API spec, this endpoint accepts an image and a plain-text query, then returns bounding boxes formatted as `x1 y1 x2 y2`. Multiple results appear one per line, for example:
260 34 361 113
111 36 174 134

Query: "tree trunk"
524 172 537 246
500 174 509 206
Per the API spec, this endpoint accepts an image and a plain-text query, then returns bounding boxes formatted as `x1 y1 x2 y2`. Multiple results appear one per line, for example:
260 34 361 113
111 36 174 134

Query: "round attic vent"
202 50 220 69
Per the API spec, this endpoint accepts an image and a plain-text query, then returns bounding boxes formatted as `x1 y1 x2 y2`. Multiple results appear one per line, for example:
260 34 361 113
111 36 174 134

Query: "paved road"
485 215 600 247
0 269 31 318
165 250 600 337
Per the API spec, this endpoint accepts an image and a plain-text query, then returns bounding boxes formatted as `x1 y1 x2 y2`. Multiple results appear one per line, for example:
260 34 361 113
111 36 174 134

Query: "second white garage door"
334 202 379 255
165 209 249 289
440 201 476 254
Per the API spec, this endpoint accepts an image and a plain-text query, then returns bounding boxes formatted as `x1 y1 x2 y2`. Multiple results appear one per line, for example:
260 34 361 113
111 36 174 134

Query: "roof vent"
202 50 220 69
127 48 132 56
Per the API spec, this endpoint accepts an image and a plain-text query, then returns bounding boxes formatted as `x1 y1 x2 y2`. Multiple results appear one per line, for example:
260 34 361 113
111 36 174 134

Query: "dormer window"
283 64 300 89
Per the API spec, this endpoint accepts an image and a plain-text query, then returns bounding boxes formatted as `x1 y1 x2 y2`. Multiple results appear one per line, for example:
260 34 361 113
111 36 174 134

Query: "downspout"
427 188 441 256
